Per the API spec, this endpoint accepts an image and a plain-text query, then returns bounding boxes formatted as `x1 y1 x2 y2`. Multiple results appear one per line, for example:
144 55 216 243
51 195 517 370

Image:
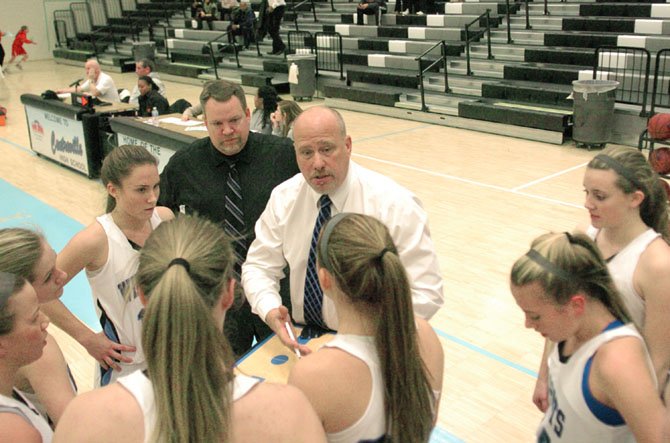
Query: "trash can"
571 79 619 148
287 54 316 101
132 41 156 61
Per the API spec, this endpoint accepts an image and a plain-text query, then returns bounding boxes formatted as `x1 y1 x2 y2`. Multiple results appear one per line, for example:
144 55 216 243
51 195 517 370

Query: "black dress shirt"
158 131 299 250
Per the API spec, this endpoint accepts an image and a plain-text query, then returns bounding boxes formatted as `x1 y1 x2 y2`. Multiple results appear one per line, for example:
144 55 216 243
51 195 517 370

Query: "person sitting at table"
53 214 327 443
288 213 444 442
128 59 166 106
136 76 169 117
56 59 120 103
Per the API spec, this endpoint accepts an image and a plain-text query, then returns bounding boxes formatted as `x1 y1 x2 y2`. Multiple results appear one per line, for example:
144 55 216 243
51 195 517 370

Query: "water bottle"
151 107 159 126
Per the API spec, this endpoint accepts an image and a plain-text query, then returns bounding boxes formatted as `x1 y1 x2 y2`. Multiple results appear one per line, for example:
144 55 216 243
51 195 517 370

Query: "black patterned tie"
224 161 246 280
303 194 331 327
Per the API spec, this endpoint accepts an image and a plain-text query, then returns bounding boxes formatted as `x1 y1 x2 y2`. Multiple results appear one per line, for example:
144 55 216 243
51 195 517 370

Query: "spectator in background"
250 85 278 134
228 0 255 49
137 76 169 117
191 0 203 17
356 0 386 25
129 59 166 105
266 0 286 54
197 0 219 30
6 26 36 71
220 0 238 20
271 100 302 139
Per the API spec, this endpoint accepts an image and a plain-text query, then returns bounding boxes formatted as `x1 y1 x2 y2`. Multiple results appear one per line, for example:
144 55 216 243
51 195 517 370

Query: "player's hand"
532 376 549 412
266 306 311 355
80 331 136 371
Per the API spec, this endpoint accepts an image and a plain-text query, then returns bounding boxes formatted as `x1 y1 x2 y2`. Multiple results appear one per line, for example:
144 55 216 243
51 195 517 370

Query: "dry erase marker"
284 322 302 358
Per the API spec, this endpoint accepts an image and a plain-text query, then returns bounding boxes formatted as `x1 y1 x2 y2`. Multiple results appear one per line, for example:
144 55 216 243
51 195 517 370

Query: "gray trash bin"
571 79 619 148
133 41 156 61
287 54 316 101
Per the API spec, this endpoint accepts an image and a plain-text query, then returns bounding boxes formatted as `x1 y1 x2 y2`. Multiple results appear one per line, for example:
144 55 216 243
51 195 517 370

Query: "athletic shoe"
416 10 424 15
401 8 409 15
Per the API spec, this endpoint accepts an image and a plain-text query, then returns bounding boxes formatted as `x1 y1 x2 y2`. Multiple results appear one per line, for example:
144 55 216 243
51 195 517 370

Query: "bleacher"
53 0 670 145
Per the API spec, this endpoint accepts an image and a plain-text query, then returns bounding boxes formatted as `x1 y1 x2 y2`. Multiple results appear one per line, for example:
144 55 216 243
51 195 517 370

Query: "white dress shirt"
268 0 286 8
129 72 167 105
242 161 444 329
80 72 120 103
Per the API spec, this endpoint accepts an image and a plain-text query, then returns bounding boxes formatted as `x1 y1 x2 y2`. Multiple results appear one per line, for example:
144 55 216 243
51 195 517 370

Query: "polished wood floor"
0 59 618 442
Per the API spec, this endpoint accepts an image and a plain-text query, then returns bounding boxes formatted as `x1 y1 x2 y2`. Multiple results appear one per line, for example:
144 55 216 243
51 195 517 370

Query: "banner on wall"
117 133 174 174
25 105 90 176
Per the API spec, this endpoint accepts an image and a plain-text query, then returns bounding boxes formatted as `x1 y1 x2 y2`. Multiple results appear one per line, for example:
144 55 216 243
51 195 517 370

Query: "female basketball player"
53 215 326 442
0 273 53 443
288 213 443 442
43 145 174 386
533 146 670 413
512 232 663 442
0 228 74 424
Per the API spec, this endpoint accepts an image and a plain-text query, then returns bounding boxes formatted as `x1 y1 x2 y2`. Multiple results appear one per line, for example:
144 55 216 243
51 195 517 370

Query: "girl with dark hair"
44 145 173 387
136 76 169 117
511 232 663 442
288 213 443 442
53 215 326 443
250 85 278 135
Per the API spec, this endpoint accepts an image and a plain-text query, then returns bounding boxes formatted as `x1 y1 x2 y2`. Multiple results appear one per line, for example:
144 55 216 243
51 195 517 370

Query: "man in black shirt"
158 80 299 357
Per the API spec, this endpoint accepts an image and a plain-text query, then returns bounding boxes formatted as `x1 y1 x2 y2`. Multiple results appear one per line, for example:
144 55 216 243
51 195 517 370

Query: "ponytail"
318 213 434 441
137 215 236 443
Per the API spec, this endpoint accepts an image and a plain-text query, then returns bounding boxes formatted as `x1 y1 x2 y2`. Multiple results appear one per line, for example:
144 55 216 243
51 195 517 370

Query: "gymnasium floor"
0 59 609 442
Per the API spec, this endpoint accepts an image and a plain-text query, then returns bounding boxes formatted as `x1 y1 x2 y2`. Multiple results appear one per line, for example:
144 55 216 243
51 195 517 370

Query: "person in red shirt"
6 26 36 71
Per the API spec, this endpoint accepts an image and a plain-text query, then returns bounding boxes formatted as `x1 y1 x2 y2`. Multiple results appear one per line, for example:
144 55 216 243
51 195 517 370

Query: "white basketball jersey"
538 322 648 443
0 389 53 443
87 211 162 386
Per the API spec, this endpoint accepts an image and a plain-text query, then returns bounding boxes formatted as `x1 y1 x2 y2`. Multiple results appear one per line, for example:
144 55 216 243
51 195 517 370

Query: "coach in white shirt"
242 106 444 352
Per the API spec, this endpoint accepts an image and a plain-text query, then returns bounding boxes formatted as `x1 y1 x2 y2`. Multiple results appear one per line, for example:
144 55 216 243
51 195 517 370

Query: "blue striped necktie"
303 194 331 327
224 161 246 280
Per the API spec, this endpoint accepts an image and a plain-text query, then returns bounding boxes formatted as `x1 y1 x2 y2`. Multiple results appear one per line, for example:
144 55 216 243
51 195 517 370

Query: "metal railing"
54 20 69 48
206 30 241 79
54 10 76 46
416 40 450 112
594 46 651 116
314 31 343 79
87 0 109 27
464 9 493 76
288 30 314 54
504 0 530 44
290 0 317 31
90 25 119 57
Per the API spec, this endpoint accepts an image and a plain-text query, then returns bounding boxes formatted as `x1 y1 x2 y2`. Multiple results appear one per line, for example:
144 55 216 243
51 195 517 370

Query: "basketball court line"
512 161 589 192
352 153 584 209
0 136 35 153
